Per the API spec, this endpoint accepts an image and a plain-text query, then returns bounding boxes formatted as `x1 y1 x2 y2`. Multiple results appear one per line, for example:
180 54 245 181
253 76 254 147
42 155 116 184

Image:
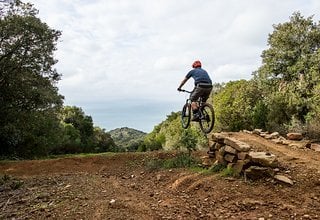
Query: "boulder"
211 133 226 144
311 144 320 152
288 140 311 149
224 145 237 154
287 132 303 141
224 137 251 152
274 174 294 185
249 152 278 168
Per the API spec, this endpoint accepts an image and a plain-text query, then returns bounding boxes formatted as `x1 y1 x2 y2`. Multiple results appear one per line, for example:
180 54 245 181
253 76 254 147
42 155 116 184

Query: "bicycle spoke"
199 104 215 134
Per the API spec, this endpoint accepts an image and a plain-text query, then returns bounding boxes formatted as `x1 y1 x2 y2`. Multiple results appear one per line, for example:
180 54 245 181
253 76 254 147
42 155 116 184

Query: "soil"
1 132 320 220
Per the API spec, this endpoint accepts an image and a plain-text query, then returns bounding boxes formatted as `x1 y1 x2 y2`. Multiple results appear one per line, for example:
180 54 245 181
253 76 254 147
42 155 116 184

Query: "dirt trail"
1 133 320 219
229 132 320 171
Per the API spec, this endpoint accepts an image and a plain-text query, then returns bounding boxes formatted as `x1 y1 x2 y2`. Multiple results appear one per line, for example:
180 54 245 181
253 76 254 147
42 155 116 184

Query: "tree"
93 127 117 152
256 12 320 126
213 80 262 131
60 106 94 152
178 128 197 156
0 0 63 158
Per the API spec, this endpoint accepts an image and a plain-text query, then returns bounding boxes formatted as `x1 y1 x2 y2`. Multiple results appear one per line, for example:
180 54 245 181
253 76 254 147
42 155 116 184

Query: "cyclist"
177 60 213 121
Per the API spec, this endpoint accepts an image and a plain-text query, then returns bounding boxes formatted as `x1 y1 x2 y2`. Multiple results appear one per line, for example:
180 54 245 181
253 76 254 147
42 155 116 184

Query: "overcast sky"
27 0 320 132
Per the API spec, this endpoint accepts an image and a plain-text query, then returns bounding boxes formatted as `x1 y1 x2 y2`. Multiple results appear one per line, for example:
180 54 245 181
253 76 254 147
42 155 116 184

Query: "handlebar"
178 89 192 93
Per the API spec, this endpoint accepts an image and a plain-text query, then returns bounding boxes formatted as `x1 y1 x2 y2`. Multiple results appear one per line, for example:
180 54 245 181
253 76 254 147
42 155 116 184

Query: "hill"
108 127 147 150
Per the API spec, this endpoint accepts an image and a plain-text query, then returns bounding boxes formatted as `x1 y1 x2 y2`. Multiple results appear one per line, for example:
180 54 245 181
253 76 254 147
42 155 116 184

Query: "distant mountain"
108 127 147 150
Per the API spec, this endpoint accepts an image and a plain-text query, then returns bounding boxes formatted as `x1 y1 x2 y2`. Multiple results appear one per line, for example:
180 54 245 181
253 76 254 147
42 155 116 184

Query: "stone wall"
204 133 293 184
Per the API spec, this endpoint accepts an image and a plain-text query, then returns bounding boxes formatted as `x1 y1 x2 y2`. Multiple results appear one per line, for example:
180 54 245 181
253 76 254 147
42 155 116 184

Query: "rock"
216 154 227 165
237 152 249 160
242 130 252 134
249 152 278 168
224 154 236 163
260 132 269 138
252 129 263 135
109 199 116 205
218 145 226 154
282 139 292 145
274 174 294 185
244 166 273 179
201 156 215 167
208 140 217 149
311 144 320 152
264 134 273 139
211 133 226 144
224 145 237 154
224 137 251 152
289 140 311 149
207 151 215 158
287 132 303 141
228 160 247 174
271 137 285 144
213 142 225 150
270 132 280 139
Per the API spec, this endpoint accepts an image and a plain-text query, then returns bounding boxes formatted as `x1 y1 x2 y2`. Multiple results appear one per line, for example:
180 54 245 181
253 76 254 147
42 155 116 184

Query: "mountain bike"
179 89 215 134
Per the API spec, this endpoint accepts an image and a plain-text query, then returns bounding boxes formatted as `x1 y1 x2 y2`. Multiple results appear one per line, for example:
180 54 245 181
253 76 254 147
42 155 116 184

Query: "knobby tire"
181 103 191 129
199 103 215 134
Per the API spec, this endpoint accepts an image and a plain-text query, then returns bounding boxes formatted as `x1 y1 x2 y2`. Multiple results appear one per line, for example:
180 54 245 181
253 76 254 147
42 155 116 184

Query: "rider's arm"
178 77 188 90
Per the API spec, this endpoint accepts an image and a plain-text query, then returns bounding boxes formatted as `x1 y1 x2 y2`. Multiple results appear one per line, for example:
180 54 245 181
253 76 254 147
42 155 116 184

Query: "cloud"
28 0 320 131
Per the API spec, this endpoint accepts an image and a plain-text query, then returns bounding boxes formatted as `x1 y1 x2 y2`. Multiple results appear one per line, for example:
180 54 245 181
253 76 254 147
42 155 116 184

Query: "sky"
26 0 320 132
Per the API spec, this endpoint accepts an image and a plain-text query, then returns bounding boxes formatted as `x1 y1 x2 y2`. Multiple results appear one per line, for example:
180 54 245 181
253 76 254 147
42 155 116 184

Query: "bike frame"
179 89 215 134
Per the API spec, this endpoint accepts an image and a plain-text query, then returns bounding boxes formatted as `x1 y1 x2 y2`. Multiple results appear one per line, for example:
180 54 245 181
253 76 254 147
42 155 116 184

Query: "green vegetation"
0 1 117 159
0 1 63 158
0 174 24 190
145 152 200 170
213 12 320 138
142 112 208 152
108 127 146 152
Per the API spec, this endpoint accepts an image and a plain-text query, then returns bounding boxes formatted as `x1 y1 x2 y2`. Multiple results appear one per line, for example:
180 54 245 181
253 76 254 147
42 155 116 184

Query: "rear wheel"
181 103 191 129
199 103 215 134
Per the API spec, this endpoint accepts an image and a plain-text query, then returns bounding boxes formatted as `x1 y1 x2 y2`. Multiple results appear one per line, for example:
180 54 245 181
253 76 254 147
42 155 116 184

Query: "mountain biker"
177 60 213 121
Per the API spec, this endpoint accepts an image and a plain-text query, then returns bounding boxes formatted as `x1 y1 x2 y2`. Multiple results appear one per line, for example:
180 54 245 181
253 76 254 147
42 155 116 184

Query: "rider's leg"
190 88 201 120
191 102 198 112
191 101 200 121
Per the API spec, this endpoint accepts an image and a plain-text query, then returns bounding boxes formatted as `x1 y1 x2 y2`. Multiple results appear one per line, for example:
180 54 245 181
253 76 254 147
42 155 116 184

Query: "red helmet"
192 60 202 68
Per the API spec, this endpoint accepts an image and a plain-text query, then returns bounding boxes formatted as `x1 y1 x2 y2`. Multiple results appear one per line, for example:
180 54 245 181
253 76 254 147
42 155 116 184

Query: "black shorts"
190 83 213 102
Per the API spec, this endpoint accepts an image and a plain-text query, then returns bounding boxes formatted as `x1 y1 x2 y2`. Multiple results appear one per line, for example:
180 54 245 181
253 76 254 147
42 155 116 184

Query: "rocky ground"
1 132 320 220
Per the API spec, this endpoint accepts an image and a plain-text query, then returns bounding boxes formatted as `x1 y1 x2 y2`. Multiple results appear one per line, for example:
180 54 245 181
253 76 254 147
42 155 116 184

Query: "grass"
0 174 24 190
191 163 239 178
145 152 239 178
45 152 117 159
145 152 201 171
220 166 238 177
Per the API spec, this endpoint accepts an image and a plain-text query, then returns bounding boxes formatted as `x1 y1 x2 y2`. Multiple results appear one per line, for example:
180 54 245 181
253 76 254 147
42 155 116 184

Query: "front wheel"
181 103 191 129
199 103 215 134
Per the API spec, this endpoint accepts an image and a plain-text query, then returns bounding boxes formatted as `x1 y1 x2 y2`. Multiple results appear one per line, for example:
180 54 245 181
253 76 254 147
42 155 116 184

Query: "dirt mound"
1 132 320 219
